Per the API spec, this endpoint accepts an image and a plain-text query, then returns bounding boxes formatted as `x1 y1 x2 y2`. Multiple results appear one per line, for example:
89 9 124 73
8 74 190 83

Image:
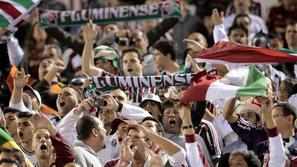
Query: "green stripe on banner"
39 0 181 27
0 128 13 146
11 0 34 9
0 15 10 27
236 66 267 97
278 48 297 54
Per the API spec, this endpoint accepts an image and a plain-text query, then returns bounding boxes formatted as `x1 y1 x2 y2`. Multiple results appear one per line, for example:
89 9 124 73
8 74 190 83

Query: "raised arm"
82 20 102 77
223 98 238 123
9 68 32 113
261 98 286 167
101 94 152 123
179 105 204 167
211 8 229 43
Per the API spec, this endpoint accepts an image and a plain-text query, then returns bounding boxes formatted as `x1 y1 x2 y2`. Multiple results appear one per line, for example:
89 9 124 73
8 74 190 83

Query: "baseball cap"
139 94 163 111
94 45 119 68
235 103 261 118
23 85 42 107
111 118 137 132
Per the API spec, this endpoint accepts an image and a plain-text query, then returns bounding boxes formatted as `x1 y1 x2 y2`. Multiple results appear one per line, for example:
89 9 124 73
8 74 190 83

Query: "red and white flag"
181 66 268 103
194 41 297 64
0 0 40 29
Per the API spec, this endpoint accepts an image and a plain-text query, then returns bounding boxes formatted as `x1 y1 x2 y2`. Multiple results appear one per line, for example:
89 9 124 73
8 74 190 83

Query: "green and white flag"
39 0 181 27
0 0 40 29
181 66 268 103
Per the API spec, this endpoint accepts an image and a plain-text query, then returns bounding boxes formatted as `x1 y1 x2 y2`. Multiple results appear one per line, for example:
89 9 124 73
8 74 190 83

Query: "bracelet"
182 125 194 129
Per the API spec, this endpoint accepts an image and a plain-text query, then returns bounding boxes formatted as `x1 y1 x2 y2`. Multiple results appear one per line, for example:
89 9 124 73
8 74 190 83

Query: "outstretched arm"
82 20 103 77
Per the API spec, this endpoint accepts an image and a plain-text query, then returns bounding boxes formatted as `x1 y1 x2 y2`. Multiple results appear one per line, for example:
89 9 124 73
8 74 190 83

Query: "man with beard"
32 113 75 167
17 112 37 165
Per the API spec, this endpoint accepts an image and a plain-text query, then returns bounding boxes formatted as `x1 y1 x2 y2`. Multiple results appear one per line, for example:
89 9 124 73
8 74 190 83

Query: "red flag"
195 41 297 63
181 71 219 103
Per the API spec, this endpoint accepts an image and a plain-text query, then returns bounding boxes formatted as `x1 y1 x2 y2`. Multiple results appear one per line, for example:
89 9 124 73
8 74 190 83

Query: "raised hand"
179 105 192 123
32 113 57 136
223 97 237 123
100 94 119 111
211 8 224 25
83 20 97 42
74 98 93 116
53 59 66 72
14 68 30 89
128 124 151 137
183 39 205 53
260 97 275 129
119 136 137 163
185 54 202 73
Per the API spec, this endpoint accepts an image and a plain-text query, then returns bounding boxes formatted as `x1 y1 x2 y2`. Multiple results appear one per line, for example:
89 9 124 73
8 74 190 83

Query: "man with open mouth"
17 112 37 166
32 113 75 167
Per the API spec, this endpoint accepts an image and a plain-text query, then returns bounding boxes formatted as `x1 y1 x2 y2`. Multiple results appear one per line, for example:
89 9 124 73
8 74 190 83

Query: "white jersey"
20 145 38 166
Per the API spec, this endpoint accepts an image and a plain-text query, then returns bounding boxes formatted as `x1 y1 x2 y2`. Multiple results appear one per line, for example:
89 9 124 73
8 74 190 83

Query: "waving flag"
195 41 297 64
0 127 33 167
0 0 40 29
181 66 268 103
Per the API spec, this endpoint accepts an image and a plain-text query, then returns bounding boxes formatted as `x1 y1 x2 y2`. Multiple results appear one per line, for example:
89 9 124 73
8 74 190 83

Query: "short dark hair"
76 115 100 140
228 24 248 37
234 13 251 24
230 149 261 167
141 117 165 134
0 148 25 167
16 112 33 119
273 102 297 122
122 48 142 62
67 85 84 101
3 107 21 115
162 99 176 111
286 19 297 27
280 79 297 98
153 40 178 61
0 158 20 167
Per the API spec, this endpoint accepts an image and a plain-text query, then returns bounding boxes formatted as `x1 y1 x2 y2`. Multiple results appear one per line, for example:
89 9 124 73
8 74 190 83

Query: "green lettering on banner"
39 0 181 27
